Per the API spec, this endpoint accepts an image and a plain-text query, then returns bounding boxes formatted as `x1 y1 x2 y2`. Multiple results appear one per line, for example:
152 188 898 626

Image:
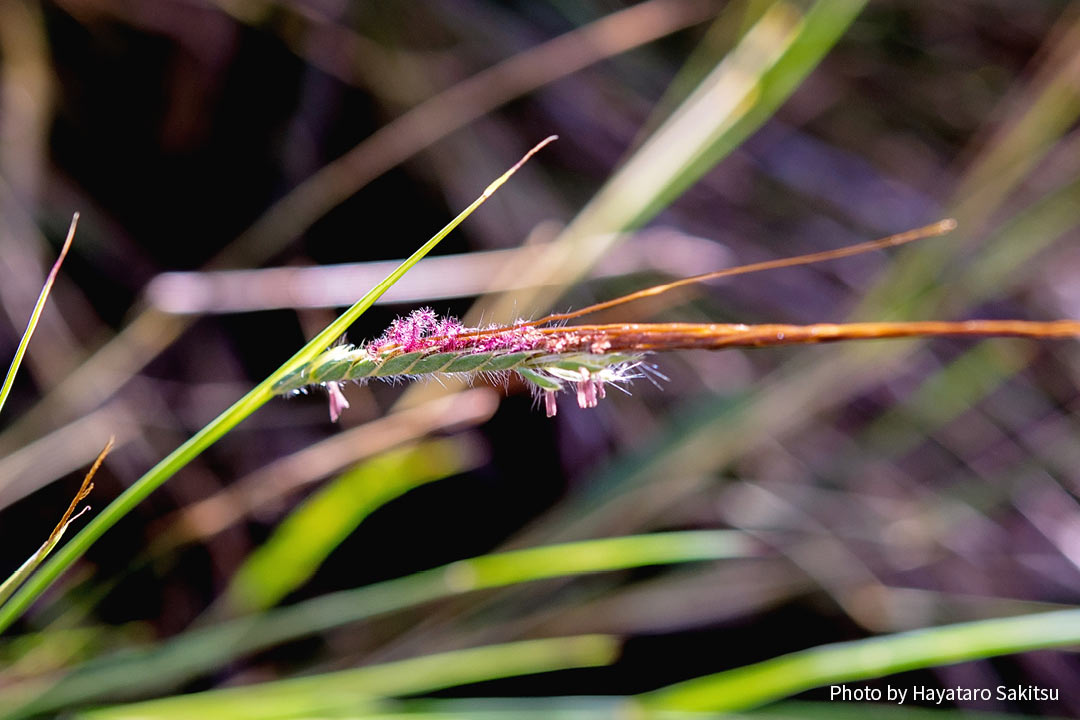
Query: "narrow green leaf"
226 438 485 612
80 635 619 720
638 607 1080 712
471 0 869 327
618 0 869 230
2 531 751 714
0 213 79 419
0 523 80 609
0 138 555 636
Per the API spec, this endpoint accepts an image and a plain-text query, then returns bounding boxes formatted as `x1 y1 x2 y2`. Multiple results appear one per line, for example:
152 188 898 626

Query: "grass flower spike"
276 219 1080 421
273 307 644 418
0 138 557 636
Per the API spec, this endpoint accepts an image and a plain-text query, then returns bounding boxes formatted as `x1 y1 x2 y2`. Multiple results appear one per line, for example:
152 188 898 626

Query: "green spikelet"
273 343 641 399
272 307 645 420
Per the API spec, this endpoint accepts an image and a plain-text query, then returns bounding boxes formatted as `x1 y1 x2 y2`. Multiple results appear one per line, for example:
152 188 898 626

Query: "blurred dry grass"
1 0 1080 717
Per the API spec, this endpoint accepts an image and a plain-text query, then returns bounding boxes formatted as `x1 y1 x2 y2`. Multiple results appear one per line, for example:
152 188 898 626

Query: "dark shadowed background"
1 0 1080 717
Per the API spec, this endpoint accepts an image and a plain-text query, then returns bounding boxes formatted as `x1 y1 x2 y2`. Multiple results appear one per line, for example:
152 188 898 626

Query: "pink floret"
370 307 443 353
474 322 543 352
432 316 466 350
368 312 545 355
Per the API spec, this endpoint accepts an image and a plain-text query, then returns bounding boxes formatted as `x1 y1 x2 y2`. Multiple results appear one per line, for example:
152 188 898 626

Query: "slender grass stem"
524 219 958 328
276 315 1080 420
0 139 555 636
540 319 1080 352
0 213 78 418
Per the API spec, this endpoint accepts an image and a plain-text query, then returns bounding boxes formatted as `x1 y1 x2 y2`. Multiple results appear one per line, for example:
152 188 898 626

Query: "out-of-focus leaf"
0 139 554 636
468 0 869 328
226 437 487 612
80 635 619 720
638 607 1080 712
1 531 751 716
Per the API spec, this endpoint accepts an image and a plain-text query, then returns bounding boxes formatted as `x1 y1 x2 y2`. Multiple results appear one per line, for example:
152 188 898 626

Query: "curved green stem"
0 139 554 635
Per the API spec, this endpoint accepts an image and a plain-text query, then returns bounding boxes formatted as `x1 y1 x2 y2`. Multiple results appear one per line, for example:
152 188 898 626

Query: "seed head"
290 311 647 421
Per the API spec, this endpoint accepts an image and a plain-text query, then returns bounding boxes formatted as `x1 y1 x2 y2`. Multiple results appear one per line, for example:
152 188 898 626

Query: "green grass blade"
0 138 554 637
615 0 868 230
1 531 751 715
226 438 486 613
79 635 619 720
470 0 867 327
767 700 1050 720
353 696 1050 720
861 341 1032 456
637 607 1080 712
0 213 78 419
0 540 62 610
0 516 84 610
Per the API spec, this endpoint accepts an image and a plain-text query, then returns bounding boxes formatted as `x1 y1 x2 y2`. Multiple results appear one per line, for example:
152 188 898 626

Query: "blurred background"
1 0 1080 716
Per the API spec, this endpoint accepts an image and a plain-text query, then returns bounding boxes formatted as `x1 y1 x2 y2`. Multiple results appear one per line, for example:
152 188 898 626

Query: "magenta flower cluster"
367 307 455 353
366 308 544 355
